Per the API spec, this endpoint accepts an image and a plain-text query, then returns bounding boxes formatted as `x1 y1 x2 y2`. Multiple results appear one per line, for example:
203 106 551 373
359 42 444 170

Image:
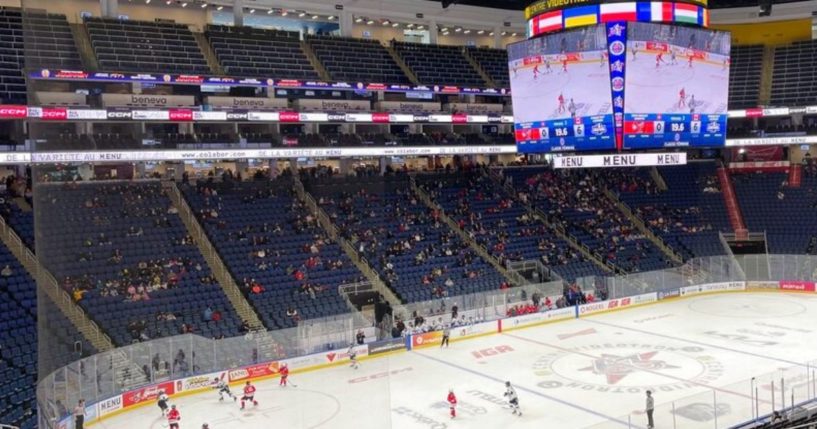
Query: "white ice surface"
93 292 817 429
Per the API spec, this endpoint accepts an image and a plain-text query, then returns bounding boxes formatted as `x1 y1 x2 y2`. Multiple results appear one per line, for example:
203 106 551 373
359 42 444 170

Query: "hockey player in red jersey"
557 93 565 114
167 404 181 429
279 364 290 387
532 64 541 80
687 51 694 68
655 52 665 68
240 381 258 410
561 57 568 73
447 389 457 419
678 88 686 107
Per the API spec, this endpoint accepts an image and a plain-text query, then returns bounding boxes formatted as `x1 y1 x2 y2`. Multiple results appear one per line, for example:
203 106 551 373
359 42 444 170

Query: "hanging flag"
674 3 699 24
538 10 564 34
651 2 674 22
563 5 599 28
600 3 637 22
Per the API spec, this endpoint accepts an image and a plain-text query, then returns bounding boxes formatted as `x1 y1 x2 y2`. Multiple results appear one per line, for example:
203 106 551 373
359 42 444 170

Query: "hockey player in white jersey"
348 344 360 369
213 377 237 401
157 390 169 416
504 381 521 416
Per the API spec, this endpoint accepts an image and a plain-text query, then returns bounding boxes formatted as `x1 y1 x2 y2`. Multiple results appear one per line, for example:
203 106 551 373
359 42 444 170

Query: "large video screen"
623 23 730 149
508 25 616 153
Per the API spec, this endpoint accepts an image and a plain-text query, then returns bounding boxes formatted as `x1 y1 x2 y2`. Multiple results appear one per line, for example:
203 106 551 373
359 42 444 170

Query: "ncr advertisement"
623 22 730 149
509 24 616 153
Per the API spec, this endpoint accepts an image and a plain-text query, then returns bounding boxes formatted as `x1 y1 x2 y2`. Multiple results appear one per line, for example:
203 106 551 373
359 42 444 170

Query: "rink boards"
72 279 816 428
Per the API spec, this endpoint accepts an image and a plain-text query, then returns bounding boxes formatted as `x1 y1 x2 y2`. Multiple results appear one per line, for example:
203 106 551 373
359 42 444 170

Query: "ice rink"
94 292 817 429
624 46 730 115
510 56 613 124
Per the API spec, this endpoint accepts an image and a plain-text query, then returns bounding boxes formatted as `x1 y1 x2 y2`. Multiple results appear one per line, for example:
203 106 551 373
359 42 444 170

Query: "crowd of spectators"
511 167 675 272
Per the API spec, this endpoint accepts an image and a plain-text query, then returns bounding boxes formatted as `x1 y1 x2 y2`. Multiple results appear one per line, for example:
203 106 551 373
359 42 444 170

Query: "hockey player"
279 364 290 387
560 57 568 73
544 59 552 74
689 95 696 113
670 50 678 65
348 344 360 369
687 51 694 68
240 381 258 410
447 389 457 419
532 63 541 80
214 377 236 401
504 381 521 416
655 52 665 69
568 99 577 118
440 326 450 348
157 389 169 416
167 404 181 429
678 88 686 108
557 93 565 114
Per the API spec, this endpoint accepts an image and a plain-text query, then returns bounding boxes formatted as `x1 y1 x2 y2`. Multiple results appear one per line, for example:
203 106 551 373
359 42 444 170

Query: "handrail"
164 181 265 330
0 213 114 352
482 168 616 275
409 175 525 286
602 187 685 265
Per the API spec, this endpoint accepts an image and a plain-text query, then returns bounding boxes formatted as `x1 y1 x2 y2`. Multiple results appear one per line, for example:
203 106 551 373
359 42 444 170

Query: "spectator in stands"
0 264 12 277
356 330 365 345
286 306 300 322
203 306 213 322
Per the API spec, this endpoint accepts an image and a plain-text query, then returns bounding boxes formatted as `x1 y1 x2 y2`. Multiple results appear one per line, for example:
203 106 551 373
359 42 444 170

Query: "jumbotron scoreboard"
510 0 730 154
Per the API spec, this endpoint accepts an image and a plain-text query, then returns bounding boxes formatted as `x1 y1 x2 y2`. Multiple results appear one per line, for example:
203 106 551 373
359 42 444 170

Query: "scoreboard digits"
623 114 725 148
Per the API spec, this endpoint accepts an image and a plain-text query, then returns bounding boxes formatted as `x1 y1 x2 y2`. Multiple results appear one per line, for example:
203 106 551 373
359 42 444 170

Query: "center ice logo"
578 351 679 385
532 344 724 394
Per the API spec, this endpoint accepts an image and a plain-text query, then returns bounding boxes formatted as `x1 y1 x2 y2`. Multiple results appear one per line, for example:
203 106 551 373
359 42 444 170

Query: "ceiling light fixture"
511 32 517 36
180 2 187 7
216 5 223 10
200 2 207 8
145 0 151 4
416 25 424 30
406 23 414 28
477 30 484 34
392 22 399 27
312 15 319 19
366 19 374 25
501 31 507 36
298 12 306 17
281 10 288 16
454 27 462 32
463 29 471 34
355 17 363 23
328 15 336 20
488 31 494 36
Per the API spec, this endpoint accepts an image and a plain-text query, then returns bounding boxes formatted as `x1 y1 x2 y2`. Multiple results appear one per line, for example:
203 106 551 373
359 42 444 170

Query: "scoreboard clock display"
623 113 726 148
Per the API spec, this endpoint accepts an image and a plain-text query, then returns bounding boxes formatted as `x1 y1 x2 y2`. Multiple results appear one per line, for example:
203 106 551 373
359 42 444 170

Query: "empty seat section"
205 25 318 80
393 41 487 87
85 17 210 74
306 35 410 84
467 47 509 87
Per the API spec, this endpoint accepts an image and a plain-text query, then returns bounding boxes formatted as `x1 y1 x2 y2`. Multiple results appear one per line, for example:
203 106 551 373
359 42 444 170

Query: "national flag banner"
537 10 563 33
600 3 637 22
699 8 710 26
650 2 673 22
674 3 699 24
563 5 598 28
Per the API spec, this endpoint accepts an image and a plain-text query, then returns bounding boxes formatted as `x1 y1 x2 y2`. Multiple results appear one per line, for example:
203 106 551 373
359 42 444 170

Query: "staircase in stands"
717 166 748 240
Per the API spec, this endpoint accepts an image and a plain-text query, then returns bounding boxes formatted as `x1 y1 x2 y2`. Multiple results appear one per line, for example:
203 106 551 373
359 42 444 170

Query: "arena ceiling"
433 0 794 10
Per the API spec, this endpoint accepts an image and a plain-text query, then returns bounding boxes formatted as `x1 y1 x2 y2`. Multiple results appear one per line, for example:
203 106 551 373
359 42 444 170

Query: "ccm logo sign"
0 105 28 118
169 109 193 121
